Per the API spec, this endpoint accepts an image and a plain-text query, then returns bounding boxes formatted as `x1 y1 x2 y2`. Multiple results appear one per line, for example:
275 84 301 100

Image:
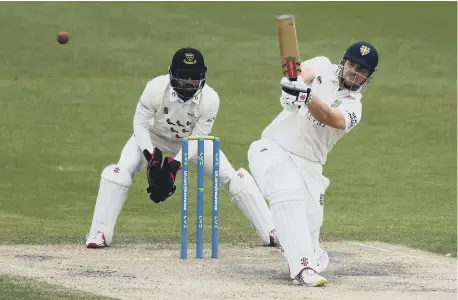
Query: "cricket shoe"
293 268 328 287
269 229 280 247
85 231 108 248
278 246 329 273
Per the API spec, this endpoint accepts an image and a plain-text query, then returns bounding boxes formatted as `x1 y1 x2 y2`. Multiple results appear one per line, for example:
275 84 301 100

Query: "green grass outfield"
0 275 115 300
0 2 456 298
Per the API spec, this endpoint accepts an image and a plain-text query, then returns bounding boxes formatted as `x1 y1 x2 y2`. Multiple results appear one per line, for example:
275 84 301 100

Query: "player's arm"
279 78 347 130
300 57 345 128
133 81 159 154
174 93 220 163
134 80 182 203
299 66 315 83
281 56 348 129
300 56 330 83
306 97 346 129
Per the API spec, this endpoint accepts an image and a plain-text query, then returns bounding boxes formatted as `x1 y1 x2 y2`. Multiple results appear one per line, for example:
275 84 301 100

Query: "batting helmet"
338 41 379 92
343 41 378 74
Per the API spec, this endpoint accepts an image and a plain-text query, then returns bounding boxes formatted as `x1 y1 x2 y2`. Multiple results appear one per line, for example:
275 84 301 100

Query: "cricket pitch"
0 241 455 300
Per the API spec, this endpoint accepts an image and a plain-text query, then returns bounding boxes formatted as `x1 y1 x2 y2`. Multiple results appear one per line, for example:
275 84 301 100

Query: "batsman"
85 47 278 249
248 17 380 287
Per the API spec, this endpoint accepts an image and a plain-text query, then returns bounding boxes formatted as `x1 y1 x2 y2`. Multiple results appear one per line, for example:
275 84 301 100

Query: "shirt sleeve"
173 91 220 163
335 100 362 133
301 56 332 74
133 80 160 154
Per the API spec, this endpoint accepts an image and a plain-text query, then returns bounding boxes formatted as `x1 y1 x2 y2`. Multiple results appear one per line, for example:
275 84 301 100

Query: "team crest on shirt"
330 100 342 108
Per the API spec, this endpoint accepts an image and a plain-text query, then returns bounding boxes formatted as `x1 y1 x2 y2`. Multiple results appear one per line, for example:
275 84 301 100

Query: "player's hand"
161 156 182 190
143 148 182 203
279 91 300 111
143 148 162 173
280 77 313 106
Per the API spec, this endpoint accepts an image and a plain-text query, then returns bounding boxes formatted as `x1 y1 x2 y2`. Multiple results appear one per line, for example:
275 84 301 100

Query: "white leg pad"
270 194 318 279
89 164 132 245
228 168 275 245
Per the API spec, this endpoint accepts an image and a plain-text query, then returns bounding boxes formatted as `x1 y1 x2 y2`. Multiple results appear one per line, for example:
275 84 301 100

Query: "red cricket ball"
57 32 69 44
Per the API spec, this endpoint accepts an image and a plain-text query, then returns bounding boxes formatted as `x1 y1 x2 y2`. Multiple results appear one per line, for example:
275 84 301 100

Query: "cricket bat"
275 14 301 81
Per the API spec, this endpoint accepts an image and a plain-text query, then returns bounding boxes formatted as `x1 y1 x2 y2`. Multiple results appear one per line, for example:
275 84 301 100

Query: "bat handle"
282 67 298 81
284 58 301 81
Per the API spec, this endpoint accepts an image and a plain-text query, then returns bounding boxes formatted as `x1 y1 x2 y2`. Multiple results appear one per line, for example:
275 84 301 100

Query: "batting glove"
280 77 313 107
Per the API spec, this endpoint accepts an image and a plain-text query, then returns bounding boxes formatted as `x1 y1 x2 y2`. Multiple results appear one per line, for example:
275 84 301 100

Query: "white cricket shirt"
261 56 363 165
133 75 220 162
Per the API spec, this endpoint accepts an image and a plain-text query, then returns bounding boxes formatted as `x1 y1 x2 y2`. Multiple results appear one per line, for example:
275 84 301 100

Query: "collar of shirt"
169 87 202 105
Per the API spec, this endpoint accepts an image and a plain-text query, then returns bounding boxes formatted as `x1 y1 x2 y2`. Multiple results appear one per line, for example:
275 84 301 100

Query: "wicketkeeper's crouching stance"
86 47 278 248
248 41 379 287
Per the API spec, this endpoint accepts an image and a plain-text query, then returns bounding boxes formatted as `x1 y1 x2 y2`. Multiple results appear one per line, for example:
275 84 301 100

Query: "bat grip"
284 58 300 81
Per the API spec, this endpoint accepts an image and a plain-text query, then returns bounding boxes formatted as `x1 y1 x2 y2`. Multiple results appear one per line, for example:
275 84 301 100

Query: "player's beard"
172 78 203 101
340 69 365 92
176 84 198 101
336 61 374 93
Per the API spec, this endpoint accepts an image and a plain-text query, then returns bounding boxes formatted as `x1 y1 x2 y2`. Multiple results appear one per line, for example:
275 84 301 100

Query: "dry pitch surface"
0 241 455 300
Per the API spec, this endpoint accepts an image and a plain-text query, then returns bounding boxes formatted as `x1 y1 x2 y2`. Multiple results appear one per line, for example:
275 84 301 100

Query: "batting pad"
229 168 275 245
89 164 132 245
270 194 318 279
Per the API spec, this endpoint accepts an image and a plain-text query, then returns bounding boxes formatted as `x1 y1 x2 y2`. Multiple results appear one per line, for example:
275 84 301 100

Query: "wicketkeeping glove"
280 77 313 107
143 148 182 203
